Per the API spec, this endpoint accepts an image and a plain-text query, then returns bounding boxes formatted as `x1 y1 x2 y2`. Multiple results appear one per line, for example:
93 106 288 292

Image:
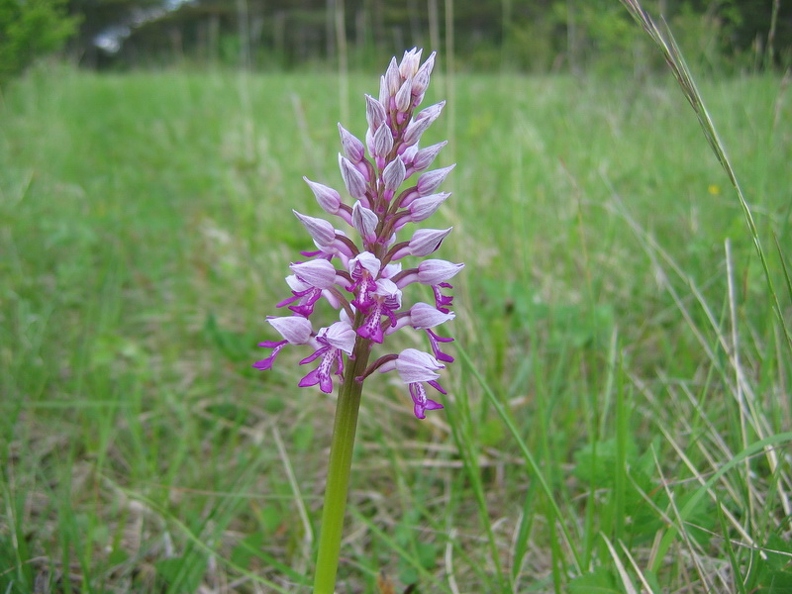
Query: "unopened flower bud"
365 94 387 133
382 157 406 193
338 123 365 163
416 259 464 285
412 51 436 96
352 201 378 242
395 78 413 113
417 164 456 196
304 177 342 214
409 192 450 222
404 102 445 146
399 47 423 79
384 58 401 97
339 154 368 200
412 141 447 172
372 124 394 162
408 227 453 256
408 302 455 329
293 210 336 246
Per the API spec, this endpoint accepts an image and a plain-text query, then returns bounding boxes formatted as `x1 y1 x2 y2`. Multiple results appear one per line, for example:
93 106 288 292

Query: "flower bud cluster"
254 48 462 419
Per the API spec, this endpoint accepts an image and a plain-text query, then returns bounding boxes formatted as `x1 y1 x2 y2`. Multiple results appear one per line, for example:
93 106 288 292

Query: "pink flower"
254 49 461 420
298 320 356 393
253 316 313 370
377 348 447 419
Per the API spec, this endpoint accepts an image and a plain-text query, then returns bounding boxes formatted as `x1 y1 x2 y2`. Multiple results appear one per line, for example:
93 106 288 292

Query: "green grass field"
1 62 791 593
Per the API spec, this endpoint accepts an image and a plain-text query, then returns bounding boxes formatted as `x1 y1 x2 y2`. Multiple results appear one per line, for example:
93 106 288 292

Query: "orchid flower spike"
254 48 461 419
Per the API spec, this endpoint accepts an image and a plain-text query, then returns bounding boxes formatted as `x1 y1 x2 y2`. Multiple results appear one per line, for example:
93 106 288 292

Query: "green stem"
312 333 371 593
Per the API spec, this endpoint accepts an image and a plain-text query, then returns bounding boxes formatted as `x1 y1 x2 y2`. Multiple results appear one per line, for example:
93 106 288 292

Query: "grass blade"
619 0 792 357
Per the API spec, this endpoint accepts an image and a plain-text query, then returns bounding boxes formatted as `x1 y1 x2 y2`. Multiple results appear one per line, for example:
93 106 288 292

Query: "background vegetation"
0 0 77 85
1 0 791 76
71 0 792 72
1 0 792 593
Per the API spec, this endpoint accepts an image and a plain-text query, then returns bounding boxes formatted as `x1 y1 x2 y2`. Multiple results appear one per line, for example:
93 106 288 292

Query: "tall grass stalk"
456 345 583 574
620 0 792 356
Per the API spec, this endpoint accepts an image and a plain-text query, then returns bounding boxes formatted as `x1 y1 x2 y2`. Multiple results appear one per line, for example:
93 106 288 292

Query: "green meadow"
1 63 791 592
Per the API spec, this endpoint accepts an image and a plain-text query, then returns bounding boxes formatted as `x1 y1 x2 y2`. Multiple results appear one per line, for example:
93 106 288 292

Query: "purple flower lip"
410 382 444 420
255 48 461 419
375 348 448 418
297 319 356 394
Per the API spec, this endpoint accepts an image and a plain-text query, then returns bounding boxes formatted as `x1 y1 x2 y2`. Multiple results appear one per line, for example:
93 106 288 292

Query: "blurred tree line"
0 0 78 84
2 0 791 82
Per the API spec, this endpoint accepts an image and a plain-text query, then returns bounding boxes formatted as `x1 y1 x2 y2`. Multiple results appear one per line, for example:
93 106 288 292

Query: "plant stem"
313 332 371 593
